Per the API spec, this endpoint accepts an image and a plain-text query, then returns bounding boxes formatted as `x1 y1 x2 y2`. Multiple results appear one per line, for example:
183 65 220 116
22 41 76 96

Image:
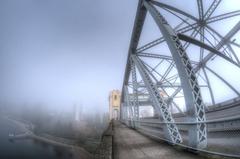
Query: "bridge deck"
113 121 205 159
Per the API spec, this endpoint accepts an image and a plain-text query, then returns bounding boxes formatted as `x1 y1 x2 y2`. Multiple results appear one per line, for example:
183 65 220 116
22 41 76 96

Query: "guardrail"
121 116 240 158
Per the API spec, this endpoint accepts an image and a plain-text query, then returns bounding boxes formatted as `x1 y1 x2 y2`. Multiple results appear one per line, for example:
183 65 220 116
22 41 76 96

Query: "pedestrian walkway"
113 121 205 159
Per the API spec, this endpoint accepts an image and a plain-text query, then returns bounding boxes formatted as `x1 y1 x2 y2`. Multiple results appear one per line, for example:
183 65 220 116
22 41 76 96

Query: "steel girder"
138 52 200 65
197 0 204 20
194 21 240 72
143 1 207 148
151 1 198 21
138 58 185 115
121 0 147 98
177 33 240 68
204 25 240 64
168 21 240 108
205 66 240 96
131 59 140 128
121 101 130 125
142 0 240 126
132 54 182 143
139 1 240 55
120 0 240 150
136 23 199 53
123 85 134 127
120 103 127 124
120 0 147 128
137 62 185 114
207 10 240 24
204 0 222 20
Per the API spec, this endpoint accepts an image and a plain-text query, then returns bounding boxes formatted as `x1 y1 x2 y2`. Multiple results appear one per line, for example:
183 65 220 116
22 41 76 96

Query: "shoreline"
4 115 93 159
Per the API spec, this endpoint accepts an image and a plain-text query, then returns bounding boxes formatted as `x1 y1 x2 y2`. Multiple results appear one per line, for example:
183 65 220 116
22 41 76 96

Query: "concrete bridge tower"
109 90 121 120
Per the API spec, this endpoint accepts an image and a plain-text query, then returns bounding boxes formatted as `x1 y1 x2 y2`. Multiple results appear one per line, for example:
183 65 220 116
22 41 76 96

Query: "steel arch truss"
120 0 240 149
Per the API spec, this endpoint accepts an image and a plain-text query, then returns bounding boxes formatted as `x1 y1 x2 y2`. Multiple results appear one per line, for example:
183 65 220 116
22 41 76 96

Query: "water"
0 116 73 159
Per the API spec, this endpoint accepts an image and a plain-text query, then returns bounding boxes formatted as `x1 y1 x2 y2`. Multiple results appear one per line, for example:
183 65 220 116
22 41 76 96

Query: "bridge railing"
121 116 240 158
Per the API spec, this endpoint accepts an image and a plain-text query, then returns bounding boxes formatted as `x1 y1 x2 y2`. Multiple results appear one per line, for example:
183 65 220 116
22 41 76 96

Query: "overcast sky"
0 0 239 113
0 0 138 113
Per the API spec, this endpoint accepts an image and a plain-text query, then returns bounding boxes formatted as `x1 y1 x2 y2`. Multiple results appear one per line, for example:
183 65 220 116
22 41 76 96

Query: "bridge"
98 0 240 159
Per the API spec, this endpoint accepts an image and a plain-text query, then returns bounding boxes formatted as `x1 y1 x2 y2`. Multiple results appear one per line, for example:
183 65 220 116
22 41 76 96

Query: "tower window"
114 95 117 100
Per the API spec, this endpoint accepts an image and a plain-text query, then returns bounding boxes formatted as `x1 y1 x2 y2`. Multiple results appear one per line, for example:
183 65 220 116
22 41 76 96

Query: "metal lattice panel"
132 54 182 143
123 85 134 127
143 0 207 148
120 0 240 155
131 59 140 127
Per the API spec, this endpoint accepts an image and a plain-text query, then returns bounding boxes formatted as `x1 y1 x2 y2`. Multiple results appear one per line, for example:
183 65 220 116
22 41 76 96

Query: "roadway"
113 120 205 159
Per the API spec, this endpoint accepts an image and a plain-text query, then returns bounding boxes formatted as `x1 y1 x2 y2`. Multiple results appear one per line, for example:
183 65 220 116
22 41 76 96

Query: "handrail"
123 115 240 125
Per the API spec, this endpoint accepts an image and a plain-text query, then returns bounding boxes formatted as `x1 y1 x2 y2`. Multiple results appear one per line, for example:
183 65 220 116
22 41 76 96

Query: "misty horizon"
0 0 138 113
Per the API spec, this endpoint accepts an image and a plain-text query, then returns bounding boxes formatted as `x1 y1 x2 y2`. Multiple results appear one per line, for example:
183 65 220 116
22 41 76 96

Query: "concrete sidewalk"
113 121 205 159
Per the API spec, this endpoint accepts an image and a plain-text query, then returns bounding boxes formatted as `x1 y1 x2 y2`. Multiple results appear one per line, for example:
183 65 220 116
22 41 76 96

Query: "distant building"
74 104 82 121
109 90 121 120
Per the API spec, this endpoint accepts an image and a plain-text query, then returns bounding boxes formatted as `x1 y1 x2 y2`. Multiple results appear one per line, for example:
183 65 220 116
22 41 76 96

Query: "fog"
0 0 239 114
0 0 239 158
0 2 138 155
0 0 138 114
